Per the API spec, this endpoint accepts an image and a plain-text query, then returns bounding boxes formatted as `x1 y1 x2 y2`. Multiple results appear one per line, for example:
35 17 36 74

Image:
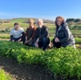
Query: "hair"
37 19 43 24
14 23 19 26
55 16 65 27
28 18 35 24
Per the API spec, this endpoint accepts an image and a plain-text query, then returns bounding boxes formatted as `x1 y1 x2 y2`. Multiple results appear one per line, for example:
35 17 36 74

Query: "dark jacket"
55 23 75 47
34 25 49 42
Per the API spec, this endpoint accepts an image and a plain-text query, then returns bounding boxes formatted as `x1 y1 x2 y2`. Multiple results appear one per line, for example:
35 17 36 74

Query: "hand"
55 37 60 42
25 38 32 44
25 41 28 44
36 38 39 42
17 38 22 42
12 40 14 42
35 42 39 47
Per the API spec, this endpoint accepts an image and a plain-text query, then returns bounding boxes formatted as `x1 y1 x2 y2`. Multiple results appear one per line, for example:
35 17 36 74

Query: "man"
34 19 50 50
10 23 25 43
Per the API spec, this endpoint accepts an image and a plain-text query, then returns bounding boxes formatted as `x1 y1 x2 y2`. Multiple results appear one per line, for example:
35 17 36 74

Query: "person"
34 19 50 50
10 23 25 43
52 16 75 48
25 19 36 46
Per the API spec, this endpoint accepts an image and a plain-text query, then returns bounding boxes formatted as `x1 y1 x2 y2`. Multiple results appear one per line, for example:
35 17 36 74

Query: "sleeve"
60 26 71 43
54 29 57 38
25 28 28 37
32 27 36 39
33 29 38 43
20 27 24 33
10 35 14 41
10 29 13 36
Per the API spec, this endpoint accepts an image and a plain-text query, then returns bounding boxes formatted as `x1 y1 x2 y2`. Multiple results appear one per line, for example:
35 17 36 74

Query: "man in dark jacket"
34 19 50 50
53 16 75 48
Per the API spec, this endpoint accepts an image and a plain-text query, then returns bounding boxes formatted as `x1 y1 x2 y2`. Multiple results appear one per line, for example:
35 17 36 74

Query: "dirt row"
0 56 54 80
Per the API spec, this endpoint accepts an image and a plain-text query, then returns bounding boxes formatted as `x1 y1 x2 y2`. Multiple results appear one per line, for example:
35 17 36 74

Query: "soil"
0 56 54 80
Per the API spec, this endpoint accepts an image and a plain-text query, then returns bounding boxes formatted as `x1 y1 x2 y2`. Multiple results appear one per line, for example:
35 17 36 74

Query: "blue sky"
0 0 81 20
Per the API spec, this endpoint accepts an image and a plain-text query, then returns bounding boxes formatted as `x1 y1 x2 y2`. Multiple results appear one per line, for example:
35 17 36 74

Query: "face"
56 18 62 26
29 22 34 28
37 21 42 28
14 25 19 30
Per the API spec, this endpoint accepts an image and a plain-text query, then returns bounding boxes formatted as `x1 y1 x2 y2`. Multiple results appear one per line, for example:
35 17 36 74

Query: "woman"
25 19 36 46
52 16 75 48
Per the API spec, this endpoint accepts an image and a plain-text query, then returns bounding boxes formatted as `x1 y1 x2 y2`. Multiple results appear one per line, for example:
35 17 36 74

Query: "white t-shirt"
10 27 24 38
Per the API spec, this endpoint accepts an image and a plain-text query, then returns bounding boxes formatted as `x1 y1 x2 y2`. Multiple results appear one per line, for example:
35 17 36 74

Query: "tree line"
0 18 81 23
66 18 81 23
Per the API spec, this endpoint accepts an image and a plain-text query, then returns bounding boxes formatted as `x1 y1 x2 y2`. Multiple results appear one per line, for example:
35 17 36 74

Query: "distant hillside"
0 18 54 24
0 18 81 26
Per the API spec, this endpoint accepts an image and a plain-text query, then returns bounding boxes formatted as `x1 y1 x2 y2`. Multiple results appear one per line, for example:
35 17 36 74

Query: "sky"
0 0 81 20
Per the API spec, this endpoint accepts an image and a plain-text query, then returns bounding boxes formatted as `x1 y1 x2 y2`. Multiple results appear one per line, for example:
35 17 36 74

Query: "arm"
33 28 39 43
31 27 36 39
10 35 14 41
25 28 33 43
54 29 58 38
60 26 70 43
25 28 28 43
10 29 14 41
17 31 25 42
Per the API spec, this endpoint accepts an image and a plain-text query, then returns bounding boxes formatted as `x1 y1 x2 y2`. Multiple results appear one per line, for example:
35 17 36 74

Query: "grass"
0 23 29 30
75 37 81 44
10 18 26 23
0 22 55 37
71 30 81 35
0 33 10 39
0 22 81 40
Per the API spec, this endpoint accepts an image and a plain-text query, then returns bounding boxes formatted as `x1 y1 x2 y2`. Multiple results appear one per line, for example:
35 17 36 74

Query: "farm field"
1 0 81 79
0 18 81 80
0 41 81 80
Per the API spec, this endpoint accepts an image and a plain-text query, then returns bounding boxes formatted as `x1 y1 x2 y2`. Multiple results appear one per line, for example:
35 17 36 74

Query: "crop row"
0 41 81 80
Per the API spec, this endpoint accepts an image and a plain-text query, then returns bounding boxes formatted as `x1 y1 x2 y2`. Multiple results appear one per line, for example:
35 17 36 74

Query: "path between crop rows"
0 56 54 80
0 38 9 41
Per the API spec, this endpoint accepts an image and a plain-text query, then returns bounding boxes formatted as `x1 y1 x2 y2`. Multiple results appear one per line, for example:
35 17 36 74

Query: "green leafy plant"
0 41 81 80
0 69 11 80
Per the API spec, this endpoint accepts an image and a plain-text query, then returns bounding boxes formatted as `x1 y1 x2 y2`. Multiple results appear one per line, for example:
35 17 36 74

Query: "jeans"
10 37 22 41
38 37 50 50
